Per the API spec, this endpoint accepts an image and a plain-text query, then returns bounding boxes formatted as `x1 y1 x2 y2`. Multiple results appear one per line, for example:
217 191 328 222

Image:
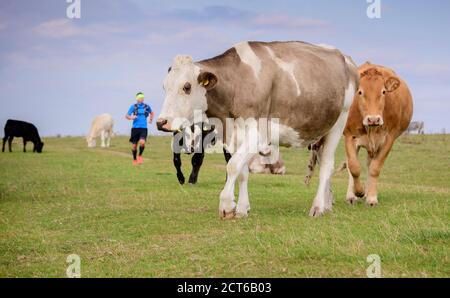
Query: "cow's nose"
156 118 167 130
157 118 172 132
365 115 383 126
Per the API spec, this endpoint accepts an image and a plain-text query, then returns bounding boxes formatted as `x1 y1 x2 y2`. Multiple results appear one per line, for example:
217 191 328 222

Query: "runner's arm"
148 112 155 124
126 105 137 120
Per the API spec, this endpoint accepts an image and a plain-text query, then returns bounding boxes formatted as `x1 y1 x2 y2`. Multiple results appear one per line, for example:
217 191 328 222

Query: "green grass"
0 135 449 277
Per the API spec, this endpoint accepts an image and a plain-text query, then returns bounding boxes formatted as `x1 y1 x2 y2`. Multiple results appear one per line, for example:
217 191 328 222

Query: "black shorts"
130 128 148 144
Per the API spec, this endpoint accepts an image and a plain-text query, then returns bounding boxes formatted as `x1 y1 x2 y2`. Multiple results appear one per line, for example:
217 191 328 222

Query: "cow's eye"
183 82 192 95
358 90 363 96
382 90 386 95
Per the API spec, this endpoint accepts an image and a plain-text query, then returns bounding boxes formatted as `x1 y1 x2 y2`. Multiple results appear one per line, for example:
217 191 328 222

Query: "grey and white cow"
157 41 358 218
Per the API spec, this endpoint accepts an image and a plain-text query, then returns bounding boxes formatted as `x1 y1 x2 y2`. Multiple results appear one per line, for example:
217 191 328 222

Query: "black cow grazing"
172 124 231 184
2 120 44 153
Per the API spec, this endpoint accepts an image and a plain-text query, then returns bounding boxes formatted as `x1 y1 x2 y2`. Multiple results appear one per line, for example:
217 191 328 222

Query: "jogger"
126 92 154 165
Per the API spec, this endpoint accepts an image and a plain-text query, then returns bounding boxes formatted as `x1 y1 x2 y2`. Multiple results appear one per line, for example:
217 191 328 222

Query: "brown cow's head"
356 68 400 127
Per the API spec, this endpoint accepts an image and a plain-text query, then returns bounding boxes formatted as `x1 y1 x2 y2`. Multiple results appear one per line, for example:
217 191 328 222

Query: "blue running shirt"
127 103 152 129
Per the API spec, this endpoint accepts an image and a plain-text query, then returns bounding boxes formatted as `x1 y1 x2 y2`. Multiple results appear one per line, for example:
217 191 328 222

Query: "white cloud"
146 26 222 45
32 19 130 41
32 19 85 39
250 14 328 30
394 63 450 76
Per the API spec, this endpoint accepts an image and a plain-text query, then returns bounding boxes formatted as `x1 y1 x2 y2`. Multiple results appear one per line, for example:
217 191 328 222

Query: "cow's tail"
304 149 319 186
304 141 347 186
304 139 324 186
336 161 347 172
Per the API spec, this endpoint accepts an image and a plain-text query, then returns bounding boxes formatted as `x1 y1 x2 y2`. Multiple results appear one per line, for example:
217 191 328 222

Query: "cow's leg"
8 136 13 152
219 145 255 219
310 110 349 217
23 139 27 152
100 131 106 148
173 153 185 185
188 152 204 184
235 164 251 218
106 131 111 147
2 136 7 152
222 148 232 181
344 135 364 204
223 148 232 163
366 136 395 206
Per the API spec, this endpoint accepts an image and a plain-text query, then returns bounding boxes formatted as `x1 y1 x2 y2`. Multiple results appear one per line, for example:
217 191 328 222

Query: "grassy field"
0 134 449 277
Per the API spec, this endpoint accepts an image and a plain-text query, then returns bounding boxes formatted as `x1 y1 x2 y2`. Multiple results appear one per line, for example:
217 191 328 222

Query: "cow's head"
157 55 218 132
86 136 96 148
36 142 44 153
356 68 400 127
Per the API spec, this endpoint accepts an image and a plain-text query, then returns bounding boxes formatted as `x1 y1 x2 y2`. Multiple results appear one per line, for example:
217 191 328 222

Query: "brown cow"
343 62 413 206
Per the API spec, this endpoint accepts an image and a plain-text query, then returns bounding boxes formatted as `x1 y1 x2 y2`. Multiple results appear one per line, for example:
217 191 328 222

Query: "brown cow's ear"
385 77 400 92
197 72 218 90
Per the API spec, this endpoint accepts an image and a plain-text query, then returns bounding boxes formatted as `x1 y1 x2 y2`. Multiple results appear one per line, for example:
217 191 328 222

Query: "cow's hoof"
309 206 325 217
235 206 250 219
366 197 378 207
219 208 236 220
235 211 249 219
346 196 359 205
355 189 365 198
177 174 185 185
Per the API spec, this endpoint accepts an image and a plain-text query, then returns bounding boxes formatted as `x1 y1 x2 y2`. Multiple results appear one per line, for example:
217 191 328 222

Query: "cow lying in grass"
2 119 44 153
248 154 286 175
86 114 114 148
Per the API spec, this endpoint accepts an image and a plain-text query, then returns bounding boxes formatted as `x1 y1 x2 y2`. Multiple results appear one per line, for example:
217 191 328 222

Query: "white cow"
249 154 286 175
86 114 114 148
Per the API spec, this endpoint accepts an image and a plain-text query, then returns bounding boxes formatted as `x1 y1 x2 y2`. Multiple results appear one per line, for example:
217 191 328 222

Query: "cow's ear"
197 72 218 90
385 77 400 92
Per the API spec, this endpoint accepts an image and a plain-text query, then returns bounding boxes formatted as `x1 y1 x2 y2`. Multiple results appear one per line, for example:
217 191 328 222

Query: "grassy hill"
0 135 448 277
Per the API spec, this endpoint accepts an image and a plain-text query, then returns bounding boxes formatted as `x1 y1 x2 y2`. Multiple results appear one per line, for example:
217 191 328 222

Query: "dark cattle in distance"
2 120 44 153
172 124 231 184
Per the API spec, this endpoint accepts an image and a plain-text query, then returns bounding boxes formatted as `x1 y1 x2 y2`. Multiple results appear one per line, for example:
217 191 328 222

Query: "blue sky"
1 0 449 136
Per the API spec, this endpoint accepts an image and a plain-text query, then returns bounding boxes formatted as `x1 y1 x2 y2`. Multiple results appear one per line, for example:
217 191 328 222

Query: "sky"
0 0 449 136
